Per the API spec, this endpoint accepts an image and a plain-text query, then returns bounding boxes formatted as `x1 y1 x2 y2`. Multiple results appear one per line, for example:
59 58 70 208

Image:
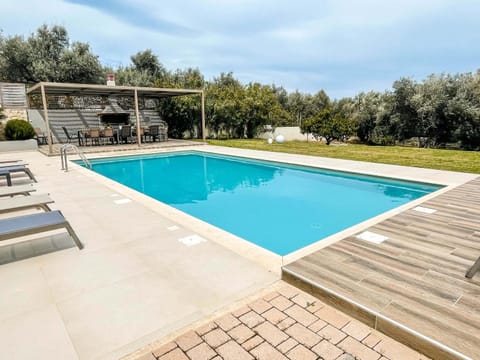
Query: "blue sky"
1 0 479 98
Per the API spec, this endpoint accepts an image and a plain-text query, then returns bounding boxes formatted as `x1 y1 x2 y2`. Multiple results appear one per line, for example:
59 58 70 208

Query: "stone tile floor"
130 283 429 360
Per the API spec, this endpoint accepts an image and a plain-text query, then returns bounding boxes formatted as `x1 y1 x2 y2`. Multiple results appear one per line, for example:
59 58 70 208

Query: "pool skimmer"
178 234 207 247
356 231 388 244
412 206 437 214
113 198 131 205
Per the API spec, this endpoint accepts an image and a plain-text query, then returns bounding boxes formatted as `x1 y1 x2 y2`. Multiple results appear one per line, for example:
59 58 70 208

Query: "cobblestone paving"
134 284 429 360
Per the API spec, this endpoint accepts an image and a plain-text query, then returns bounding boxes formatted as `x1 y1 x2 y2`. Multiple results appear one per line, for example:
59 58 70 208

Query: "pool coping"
66 144 478 273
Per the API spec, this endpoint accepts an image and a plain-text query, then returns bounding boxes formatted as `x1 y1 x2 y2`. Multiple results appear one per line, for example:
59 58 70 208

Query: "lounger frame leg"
6 174 12 186
65 222 84 250
25 169 37 182
466 257 480 279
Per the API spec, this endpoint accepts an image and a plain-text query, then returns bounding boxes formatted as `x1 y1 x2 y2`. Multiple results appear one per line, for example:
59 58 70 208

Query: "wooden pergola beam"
134 88 141 147
28 82 207 149
201 90 206 142
40 84 53 155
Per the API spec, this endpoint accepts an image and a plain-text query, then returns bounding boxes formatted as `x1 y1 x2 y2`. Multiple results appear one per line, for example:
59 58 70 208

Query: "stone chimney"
106 74 116 86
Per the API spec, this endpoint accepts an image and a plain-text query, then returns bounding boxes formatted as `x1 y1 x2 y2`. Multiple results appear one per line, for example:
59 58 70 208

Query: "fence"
0 83 27 109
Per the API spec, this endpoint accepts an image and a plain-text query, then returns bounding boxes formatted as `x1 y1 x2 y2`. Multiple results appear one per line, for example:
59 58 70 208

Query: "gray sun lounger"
0 210 84 250
0 170 12 186
0 194 53 214
0 160 23 164
0 165 37 183
0 185 36 197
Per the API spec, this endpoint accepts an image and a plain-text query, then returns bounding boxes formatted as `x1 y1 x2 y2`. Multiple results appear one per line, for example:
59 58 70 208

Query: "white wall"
258 126 312 141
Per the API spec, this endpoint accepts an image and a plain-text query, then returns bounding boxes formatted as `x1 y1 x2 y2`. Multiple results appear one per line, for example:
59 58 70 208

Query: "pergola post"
40 83 53 155
201 90 206 141
134 88 141 147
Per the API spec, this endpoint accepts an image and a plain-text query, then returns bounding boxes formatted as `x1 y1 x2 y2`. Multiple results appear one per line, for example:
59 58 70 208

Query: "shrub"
4 119 35 140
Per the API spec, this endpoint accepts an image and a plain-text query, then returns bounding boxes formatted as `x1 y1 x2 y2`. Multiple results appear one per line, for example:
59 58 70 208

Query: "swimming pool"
81 152 441 255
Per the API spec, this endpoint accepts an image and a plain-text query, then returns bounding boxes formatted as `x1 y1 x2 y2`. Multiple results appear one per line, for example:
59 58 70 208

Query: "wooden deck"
283 177 480 360
37 139 203 156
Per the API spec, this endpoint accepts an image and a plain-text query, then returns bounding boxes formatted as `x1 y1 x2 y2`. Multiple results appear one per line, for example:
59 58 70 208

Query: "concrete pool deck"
0 144 477 359
0 149 278 360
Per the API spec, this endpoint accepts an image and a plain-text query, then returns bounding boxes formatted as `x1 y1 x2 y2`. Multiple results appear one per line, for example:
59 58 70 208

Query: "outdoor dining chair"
62 126 80 144
101 127 115 145
120 125 132 144
34 128 47 145
148 125 160 142
86 128 101 146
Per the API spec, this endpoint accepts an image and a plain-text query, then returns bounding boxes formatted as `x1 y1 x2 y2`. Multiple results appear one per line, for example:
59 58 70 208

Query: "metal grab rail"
60 144 92 171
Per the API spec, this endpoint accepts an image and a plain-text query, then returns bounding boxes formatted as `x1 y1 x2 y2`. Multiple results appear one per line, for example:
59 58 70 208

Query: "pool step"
282 266 474 360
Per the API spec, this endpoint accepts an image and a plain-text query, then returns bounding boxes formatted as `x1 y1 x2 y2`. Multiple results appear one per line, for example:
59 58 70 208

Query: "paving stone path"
134 284 428 360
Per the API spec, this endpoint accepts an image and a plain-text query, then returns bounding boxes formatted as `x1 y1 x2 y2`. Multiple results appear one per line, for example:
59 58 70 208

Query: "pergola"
27 82 206 154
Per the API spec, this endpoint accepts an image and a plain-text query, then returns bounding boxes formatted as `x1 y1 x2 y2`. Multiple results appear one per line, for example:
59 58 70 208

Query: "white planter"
0 139 38 152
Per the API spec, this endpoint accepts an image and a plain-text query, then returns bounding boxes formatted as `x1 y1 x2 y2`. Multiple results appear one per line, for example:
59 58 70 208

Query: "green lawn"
205 139 480 174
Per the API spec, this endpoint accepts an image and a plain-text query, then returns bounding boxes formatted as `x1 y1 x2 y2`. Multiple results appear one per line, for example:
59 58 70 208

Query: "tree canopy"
0 25 103 83
1 24 480 148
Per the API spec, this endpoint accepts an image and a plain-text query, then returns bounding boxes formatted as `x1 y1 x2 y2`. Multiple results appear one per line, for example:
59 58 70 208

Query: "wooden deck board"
283 177 480 359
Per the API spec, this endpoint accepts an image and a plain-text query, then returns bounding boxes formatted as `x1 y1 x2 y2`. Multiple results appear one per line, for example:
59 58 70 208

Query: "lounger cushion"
0 165 27 171
0 210 66 236
0 193 52 213
0 185 35 197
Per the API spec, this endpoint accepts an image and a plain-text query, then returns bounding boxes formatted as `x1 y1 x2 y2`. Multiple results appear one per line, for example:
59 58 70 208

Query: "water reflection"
95 154 280 204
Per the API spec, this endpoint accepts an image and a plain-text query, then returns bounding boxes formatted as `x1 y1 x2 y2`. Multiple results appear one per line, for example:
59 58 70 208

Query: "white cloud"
1 0 479 97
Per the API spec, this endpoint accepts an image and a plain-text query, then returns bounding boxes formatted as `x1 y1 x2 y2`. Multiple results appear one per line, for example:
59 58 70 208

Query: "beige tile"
41 246 150 302
362 331 383 348
277 338 299 354
241 335 264 351
152 342 177 358
217 340 253 360
215 314 241 332
284 304 318 326
227 324 255 344
285 323 322 347
312 340 344 360
0 305 78 360
338 337 381 360
248 298 272 314
286 344 317 360
202 328 230 348
262 307 288 325
270 295 294 311
342 320 372 342
374 336 428 360
315 305 351 328
317 324 347 345
239 311 265 328
176 330 203 352
196 322 218 336
254 321 289 346
186 342 216 360
250 341 288 360
157 348 189 360
0 261 52 322
308 318 328 332
56 271 200 359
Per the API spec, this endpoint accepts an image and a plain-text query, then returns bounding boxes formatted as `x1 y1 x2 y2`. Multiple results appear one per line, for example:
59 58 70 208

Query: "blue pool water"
82 152 441 255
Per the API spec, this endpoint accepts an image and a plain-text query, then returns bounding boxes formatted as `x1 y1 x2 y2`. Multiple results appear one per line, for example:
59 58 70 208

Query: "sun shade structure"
27 82 206 154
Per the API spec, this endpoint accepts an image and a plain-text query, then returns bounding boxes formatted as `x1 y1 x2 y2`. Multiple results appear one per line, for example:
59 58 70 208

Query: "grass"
205 139 480 174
